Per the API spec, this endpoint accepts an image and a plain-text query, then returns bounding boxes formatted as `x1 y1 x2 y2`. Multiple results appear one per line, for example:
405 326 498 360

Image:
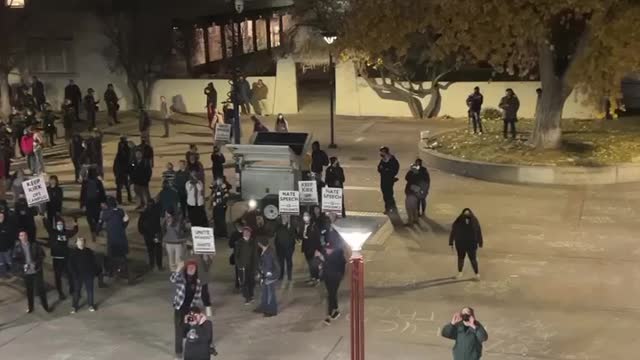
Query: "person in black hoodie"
138 199 163 271
68 236 98 313
113 136 132 204
183 306 217 359
13 230 50 313
449 208 483 280
377 146 400 213
0 211 16 278
15 198 36 243
311 141 329 179
325 156 346 217
274 215 296 282
299 211 322 286
80 168 106 242
45 175 63 229
130 149 152 210
70 134 84 182
319 239 346 325
210 145 225 180
137 137 154 168
43 216 78 300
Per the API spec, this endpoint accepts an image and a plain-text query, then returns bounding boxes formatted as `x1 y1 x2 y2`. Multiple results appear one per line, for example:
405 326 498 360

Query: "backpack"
20 134 34 155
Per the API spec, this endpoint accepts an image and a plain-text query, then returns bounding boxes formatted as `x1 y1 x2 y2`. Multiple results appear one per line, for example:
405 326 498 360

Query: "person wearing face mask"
324 156 346 218
15 197 36 243
45 175 63 229
43 216 78 301
68 237 98 313
441 307 488 360
377 146 400 214
235 227 258 304
449 209 483 280
171 260 212 359
210 177 229 238
299 211 322 286
274 215 296 282
413 159 430 216
13 230 50 313
274 113 289 133
404 163 426 226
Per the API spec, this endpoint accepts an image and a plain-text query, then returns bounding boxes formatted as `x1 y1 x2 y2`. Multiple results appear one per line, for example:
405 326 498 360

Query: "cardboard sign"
298 181 318 204
321 187 343 214
278 190 300 214
22 176 49 206
214 123 231 143
191 226 216 254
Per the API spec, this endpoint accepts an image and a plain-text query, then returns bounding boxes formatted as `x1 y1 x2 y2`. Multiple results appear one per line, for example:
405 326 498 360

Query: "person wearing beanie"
171 260 212 359
319 239 346 325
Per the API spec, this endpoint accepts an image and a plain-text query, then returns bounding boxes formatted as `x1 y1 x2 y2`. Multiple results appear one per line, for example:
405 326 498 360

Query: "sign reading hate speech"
191 226 216 254
22 176 50 206
278 190 300 214
298 181 318 204
214 123 232 143
321 187 343 214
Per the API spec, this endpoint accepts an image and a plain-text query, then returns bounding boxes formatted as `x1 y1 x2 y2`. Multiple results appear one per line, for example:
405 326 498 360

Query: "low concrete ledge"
418 132 640 185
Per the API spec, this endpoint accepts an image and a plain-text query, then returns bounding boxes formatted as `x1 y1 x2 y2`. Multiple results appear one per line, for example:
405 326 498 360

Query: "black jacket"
211 152 225 179
137 143 154 168
68 247 97 277
138 203 162 237
300 222 322 258
44 219 78 259
274 222 296 254
15 199 36 242
449 209 483 250
378 156 400 182
0 217 17 252
130 159 152 186
13 241 46 274
466 92 484 112
183 320 213 360
64 84 81 103
311 149 329 174
33 81 45 101
46 186 63 216
80 178 106 208
84 94 98 114
325 165 345 188
322 247 346 280
113 141 131 177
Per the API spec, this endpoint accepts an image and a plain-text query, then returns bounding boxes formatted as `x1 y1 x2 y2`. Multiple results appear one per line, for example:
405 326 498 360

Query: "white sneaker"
70 309 76 314
475 274 481 281
89 306 96 312
456 272 463 279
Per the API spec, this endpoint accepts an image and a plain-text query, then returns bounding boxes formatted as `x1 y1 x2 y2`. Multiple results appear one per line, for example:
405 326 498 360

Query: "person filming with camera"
441 307 488 360
183 306 217 359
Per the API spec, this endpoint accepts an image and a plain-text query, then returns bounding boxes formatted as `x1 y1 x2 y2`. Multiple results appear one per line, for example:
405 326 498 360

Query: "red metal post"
350 253 365 360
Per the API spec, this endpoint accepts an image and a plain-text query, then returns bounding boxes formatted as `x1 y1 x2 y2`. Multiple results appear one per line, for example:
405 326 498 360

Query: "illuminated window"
6 0 25 8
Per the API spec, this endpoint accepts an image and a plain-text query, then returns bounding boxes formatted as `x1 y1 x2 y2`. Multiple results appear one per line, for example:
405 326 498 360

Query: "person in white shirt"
185 171 207 227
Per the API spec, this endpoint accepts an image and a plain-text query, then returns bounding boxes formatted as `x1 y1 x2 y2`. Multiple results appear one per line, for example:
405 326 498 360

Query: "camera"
461 314 471 322
186 314 195 323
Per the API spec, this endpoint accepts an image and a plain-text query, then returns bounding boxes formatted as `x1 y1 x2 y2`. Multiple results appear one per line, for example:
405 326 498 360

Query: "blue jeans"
260 281 278 316
0 250 11 276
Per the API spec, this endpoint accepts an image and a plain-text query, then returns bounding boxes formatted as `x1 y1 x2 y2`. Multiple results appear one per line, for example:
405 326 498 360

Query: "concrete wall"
9 13 132 111
336 61 599 119
148 77 276 113
273 58 298 114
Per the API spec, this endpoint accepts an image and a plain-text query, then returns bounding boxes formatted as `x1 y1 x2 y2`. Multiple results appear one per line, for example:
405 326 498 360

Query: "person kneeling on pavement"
183 306 218 359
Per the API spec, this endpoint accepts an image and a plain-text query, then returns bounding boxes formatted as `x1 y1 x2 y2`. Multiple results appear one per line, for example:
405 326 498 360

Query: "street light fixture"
323 33 338 149
335 227 372 360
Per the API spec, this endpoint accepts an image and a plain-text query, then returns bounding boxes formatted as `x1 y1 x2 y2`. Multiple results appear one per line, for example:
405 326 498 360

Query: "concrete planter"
418 131 640 185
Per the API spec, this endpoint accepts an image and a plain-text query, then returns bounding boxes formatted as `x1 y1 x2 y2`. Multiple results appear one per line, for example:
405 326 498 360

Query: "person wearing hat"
318 239 346 325
84 88 99 130
171 259 212 359
257 237 279 317
235 226 258 304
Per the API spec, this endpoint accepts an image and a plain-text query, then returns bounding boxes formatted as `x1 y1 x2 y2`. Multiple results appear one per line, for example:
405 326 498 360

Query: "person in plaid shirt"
171 259 212 360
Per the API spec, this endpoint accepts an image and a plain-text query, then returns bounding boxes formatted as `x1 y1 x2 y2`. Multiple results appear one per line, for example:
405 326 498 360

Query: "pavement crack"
323 335 343 360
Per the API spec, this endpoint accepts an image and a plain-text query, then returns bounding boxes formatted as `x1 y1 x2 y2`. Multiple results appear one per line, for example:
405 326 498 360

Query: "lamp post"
323 34 337 149
335 228 371 360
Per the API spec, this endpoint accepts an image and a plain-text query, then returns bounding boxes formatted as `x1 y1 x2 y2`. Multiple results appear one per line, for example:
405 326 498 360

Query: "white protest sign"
322 187 343 214
214 123 232 143
298 181 318 204
278 190 300 214
191 226 216 254
22 176 49 206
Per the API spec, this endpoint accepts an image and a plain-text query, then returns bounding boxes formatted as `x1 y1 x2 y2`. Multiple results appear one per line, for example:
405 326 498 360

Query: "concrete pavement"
0 112 639 359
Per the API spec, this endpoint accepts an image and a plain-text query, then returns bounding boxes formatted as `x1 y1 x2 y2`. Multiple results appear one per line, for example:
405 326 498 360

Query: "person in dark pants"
80 168 106 242
68 237 98 313
311 141 329 179
43 217 78 301
138 199 163 271
300 212 322 285
183 306 217 360
258 238 279 317
325 156 346 217
42 104 58 146
45 175 63 229
175 160 189 219
235 227 257 304
62 99 77 141
210 145 225 180
498 88 520 140
83 88 99 130
0 211 16 278
319 239 346 325
104 83 120 125
210 177 229 238
113 136 132 204
70 134 83 182
413 159 431 216
377 146 400 213
13 231 50 313
130 149 152 210
228 221 243 290
64 79 82 120
31 76 46 111
98 197 131 283
466 86 484 135
171 260 212 359
449 208 483 280
15 198 36 244
274 215 296 282
204 82 217 124
441 307 488 360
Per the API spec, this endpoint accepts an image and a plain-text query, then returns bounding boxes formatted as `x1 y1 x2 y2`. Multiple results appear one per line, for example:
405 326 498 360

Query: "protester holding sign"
278 190 300 215
22 175 50 207
298 181 319 206
214 123 231 143
321 187 343 216
191 226 216 254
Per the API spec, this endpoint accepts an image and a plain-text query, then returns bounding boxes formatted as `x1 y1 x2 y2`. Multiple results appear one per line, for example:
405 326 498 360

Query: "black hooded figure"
449 208 483 280
15 198 36 242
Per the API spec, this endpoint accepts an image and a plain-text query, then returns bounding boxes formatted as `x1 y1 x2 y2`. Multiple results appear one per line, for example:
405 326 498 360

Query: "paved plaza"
0 113 639 359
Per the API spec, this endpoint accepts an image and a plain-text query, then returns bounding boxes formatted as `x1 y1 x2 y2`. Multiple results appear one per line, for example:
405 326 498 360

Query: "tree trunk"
128 78 144 110
530 43 571 149
0 70 10 118
423 83 441 119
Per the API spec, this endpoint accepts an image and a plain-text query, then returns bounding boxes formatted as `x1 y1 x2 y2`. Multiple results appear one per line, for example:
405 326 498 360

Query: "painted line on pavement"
354 120 376 135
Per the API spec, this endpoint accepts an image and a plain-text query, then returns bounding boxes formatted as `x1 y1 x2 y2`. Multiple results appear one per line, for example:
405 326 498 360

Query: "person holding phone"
441 307 488 360
183 306 217 359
